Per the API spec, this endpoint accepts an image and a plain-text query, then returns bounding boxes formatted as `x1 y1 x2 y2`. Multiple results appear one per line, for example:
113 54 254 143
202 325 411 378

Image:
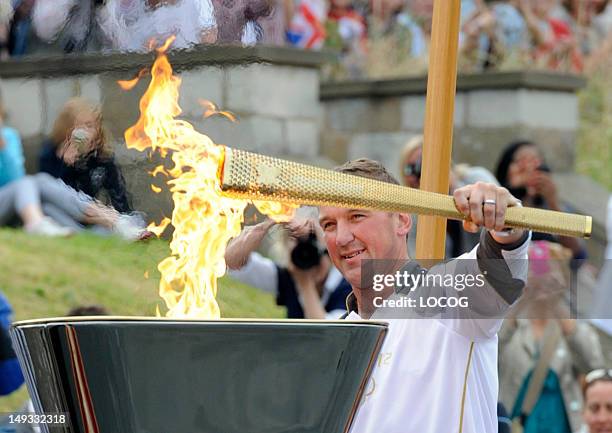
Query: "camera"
290 232 324 270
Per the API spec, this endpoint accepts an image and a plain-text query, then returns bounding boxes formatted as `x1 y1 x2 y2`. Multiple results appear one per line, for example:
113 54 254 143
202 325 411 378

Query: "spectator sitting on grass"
39 97 132 214
0 94 149 239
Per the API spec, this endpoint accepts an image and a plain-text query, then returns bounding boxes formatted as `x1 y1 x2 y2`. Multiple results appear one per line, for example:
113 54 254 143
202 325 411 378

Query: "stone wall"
320 71 585 178
320 72 608 265
0 46 328 222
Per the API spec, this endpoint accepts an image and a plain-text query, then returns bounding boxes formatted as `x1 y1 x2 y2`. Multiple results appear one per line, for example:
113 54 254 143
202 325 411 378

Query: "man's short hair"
334 158 400 185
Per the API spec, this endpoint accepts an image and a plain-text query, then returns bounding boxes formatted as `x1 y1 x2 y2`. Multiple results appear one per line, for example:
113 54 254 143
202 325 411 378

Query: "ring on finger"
483 199 496 206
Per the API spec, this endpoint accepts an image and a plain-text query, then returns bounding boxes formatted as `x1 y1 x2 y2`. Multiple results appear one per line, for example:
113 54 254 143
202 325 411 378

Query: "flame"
147 217 172 237
117 68 150 91
149 166 168 177
124 41 294 319
198 99 238 122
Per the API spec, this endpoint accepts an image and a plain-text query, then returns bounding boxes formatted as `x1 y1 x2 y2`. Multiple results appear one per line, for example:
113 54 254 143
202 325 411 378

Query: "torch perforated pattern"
220 148 591 238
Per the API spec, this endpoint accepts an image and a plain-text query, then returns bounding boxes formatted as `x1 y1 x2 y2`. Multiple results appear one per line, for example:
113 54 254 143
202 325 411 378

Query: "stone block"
78 76 102 104
348 132 418 180
324 99 372 133
244 116 285 154
98 72 148 140
0 78 44 137
517 89 578 130
466 90 519 128
187 115 245 149
452 127 576 173
466 89 578 130
320 129 350 163
400 93 465 131
191 114 285 155
42 78 78 134
286 119 318 156
177 67 224 119
400 95 425 130
226 64 318 118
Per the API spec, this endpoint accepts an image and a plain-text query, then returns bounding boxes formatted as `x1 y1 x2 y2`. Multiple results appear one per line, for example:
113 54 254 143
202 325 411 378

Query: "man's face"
318 207 411 289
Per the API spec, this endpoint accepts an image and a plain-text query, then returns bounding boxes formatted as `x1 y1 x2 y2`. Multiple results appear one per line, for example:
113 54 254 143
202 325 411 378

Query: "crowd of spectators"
0 0 611 77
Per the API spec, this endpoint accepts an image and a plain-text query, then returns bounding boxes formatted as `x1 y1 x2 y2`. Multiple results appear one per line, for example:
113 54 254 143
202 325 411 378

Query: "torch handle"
219 148 592 239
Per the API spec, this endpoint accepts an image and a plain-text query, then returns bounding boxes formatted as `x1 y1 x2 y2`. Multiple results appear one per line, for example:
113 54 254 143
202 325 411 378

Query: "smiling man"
318 158 530 433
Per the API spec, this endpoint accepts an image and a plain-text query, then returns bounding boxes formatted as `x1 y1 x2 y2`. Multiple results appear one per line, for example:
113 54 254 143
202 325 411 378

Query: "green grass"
0 229 284 411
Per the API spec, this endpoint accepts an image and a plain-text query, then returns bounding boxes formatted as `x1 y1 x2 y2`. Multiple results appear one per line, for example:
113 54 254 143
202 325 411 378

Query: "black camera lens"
290 232 322 270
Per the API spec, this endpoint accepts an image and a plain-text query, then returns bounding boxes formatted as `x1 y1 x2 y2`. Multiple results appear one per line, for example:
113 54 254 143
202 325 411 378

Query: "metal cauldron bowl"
10 317 387 433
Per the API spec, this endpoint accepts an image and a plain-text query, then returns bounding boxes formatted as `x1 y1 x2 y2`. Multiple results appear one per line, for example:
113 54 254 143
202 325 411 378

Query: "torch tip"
584 215 592 239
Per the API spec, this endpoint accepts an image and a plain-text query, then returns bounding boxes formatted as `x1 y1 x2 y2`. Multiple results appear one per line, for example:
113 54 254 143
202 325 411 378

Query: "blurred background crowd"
0 0 611 78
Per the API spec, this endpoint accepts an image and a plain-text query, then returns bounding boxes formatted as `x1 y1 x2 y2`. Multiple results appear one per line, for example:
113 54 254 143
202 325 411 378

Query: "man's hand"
453 182 525 244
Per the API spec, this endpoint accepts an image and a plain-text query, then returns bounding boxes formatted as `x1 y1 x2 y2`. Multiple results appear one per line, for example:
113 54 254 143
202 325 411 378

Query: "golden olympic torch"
219 147 592 239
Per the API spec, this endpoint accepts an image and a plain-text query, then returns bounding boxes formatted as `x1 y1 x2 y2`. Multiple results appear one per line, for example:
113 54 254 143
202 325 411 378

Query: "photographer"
225 214 351 319
495 139 586 262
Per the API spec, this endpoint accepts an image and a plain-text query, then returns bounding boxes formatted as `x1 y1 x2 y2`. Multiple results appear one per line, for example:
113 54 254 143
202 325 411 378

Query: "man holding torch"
318 158 530 433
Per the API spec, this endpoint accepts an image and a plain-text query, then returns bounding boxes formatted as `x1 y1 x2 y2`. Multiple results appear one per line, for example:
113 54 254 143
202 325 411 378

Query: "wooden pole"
415 0 461 261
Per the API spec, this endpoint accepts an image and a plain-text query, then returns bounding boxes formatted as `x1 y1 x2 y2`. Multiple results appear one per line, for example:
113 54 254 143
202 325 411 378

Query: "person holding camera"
39 97 132 214
225 214 352 319
495 139 586 263
400 134 499 258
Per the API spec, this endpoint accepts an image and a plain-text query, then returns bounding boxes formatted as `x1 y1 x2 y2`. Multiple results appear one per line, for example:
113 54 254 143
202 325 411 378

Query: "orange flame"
198 99 238 122
147 217 172 237
124 41 295 319
117 68 150 91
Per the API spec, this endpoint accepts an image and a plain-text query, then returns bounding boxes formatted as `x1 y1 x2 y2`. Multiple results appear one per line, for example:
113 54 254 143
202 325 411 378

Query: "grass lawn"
0 229 284 411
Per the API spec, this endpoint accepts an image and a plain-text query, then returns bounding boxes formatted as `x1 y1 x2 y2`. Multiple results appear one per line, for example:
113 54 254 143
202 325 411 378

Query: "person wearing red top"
519 0 583 72
326 0 367 77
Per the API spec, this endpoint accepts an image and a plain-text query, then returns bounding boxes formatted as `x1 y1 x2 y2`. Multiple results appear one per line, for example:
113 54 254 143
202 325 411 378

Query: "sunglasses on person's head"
403 158 422 178
586 369 612 385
